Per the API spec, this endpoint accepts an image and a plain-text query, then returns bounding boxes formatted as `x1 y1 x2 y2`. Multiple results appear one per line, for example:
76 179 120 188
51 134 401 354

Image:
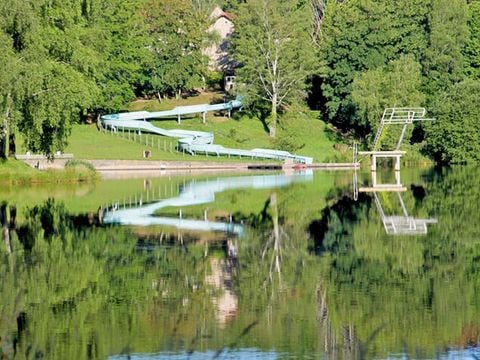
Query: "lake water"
1 167 479 359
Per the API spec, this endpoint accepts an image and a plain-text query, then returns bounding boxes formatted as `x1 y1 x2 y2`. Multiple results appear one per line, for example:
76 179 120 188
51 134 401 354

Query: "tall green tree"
423 0 469 98
351 55 425 148
141 0 208 100
318 0 430 133
424 80 480 164
463 0 480 80
96 0 151 110
0 0 149 156
233 0 315 137
0 33 18 159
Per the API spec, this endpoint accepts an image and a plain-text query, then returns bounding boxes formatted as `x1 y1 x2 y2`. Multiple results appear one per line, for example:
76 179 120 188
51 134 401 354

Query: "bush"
64 159 96 172
273 126 305 153
205 71 223 91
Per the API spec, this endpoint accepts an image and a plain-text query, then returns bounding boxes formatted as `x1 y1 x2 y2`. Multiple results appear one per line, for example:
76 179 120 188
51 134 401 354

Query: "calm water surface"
1 167 479 359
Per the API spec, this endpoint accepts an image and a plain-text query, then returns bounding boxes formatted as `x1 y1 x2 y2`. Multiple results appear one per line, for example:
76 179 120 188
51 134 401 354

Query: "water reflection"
110 349 281 359
357 170 437 235
1 168 479 359
101 171 313 234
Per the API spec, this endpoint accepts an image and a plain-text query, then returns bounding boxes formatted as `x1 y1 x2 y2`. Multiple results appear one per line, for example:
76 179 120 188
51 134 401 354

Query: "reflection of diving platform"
358 167 406 192
372 192 437 235
101 172 313 234
357 171 437 235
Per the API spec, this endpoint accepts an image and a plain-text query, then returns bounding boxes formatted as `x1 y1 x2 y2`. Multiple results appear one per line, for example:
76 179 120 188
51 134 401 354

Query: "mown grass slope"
63 92 347 162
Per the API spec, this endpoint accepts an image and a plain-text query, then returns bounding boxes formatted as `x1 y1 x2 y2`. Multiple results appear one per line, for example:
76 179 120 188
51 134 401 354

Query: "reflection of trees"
263 193 284 285
308 168 480 358
0 199 196 358
2 169 478 358
0 199 245 358
1 202 16 254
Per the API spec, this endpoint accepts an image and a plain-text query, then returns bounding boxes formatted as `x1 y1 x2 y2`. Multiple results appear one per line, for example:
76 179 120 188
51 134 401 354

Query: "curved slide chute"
101 99 313 164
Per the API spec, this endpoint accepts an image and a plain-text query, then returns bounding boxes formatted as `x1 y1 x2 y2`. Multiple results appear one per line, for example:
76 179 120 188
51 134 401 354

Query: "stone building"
203 6 236 89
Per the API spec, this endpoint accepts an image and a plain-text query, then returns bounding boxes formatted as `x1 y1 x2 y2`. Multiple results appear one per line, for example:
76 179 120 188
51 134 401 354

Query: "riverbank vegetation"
0 159 98 185
0 0 478 163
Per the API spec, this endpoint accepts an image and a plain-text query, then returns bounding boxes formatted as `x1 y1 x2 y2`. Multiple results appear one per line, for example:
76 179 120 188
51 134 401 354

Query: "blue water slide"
101 98 313 164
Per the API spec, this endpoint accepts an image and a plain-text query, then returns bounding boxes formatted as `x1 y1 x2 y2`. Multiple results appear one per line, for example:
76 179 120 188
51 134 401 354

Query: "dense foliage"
317 0 478 161
0 0 210 157
0 0 478 162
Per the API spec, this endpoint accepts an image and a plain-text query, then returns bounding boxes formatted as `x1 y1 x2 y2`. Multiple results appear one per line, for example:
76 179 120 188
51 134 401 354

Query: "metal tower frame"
373 107 434 151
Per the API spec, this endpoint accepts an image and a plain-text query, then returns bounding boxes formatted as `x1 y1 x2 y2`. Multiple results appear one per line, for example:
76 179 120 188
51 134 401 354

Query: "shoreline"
17 157 359 174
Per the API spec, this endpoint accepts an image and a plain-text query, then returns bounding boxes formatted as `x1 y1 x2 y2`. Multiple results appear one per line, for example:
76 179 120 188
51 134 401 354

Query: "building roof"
219 11 235 21
210 6 235 22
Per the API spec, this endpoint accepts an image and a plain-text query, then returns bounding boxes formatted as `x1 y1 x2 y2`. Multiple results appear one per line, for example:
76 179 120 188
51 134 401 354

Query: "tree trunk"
1 96 11 159
269 96 278 138
311 0 326 46
0 118 7 159
8 132 16 157
9 205 16 230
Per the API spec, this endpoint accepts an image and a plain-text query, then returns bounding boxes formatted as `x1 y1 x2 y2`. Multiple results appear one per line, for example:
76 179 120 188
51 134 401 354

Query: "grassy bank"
0 159 98 185
57 93 347 163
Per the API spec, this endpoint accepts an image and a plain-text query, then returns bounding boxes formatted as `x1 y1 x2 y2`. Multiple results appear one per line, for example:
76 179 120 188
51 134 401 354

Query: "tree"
318 0 430 133
19 61 97 155
463 0 480 80
233 0 315 137
0 0 147 156
310 0 326 47
0 33 18 159
423 0 469 99
141 0 208 99
0 0 37 158
351 55 425 148
96 0 151 110
424 80 480 164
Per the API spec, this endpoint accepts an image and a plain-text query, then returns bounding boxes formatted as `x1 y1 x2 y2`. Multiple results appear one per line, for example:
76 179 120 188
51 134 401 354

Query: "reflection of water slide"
102 171 313 234
101 99 313 164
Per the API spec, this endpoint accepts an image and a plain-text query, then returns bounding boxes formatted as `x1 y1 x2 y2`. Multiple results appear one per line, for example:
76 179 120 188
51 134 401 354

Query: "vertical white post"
395 155 401 171
395 169 401 186
371 155 377 172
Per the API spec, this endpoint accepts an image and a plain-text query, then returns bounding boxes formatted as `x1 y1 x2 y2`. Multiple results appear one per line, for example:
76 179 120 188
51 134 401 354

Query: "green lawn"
64 98 347 162
15 92 347 163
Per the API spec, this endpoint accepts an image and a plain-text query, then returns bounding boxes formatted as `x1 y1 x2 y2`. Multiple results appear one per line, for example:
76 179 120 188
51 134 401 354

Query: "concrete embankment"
17 156 359 176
